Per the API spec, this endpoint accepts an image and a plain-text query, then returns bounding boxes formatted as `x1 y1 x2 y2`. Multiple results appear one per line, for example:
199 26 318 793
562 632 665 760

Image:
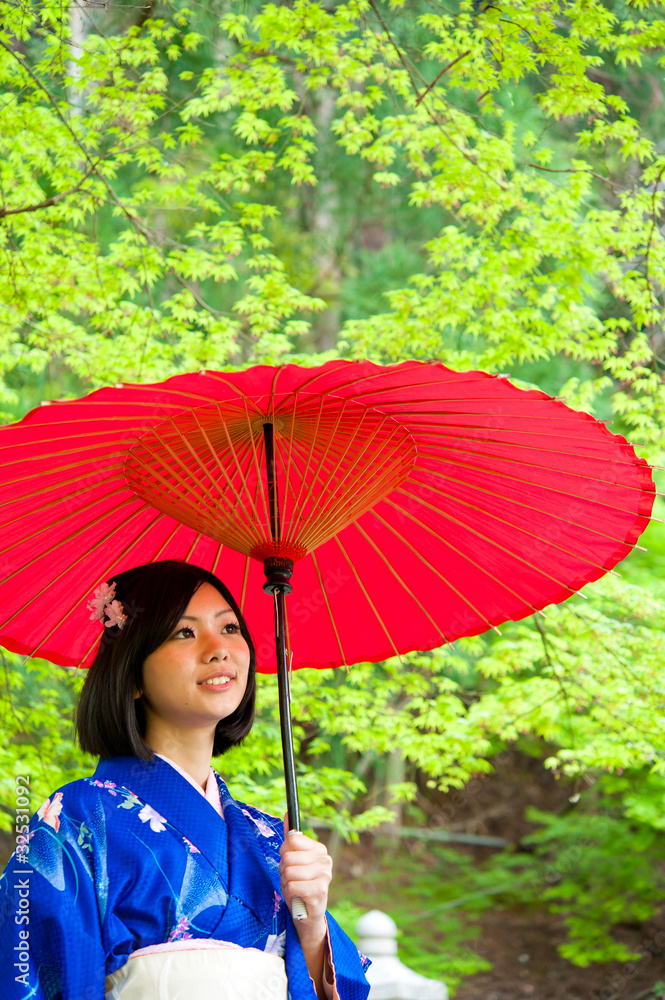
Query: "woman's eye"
173 626 195 639
222 622 241 634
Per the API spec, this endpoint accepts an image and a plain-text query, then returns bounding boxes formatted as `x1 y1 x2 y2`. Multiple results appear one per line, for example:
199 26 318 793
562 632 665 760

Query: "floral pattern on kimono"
0 756 370 1000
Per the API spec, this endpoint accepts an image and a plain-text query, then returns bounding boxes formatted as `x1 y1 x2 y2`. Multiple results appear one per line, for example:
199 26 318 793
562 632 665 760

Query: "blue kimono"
0 757 370 999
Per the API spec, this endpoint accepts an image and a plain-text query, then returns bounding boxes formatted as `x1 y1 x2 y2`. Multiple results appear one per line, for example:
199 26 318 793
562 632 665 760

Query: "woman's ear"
133 688 142 700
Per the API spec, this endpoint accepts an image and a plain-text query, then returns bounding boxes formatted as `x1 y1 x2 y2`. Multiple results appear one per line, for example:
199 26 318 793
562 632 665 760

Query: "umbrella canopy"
0 359 655 673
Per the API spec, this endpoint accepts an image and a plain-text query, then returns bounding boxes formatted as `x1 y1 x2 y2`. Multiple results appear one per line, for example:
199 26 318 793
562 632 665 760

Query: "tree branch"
0 162 98 219
415 50 472 106
527 162 617 187
368 0 507 189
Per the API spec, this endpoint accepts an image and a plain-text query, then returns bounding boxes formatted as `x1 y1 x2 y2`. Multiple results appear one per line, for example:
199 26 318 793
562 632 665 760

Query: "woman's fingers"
279 819 332 921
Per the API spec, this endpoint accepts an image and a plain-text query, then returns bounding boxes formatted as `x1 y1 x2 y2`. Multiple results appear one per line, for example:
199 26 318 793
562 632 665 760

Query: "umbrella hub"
262 556 294 595
123 396 417 560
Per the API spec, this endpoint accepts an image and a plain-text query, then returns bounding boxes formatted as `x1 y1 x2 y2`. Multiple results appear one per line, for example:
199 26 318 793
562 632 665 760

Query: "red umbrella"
0 359 655 835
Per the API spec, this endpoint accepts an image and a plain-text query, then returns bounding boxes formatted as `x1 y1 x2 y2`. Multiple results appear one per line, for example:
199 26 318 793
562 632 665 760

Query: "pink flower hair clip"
87 581 128 630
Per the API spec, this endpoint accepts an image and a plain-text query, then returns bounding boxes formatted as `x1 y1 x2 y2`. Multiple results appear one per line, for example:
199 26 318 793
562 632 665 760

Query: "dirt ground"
454 907 665 1000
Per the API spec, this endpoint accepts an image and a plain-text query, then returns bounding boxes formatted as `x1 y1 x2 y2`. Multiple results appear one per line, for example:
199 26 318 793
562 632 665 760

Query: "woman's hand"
279 818 333 932
279 818 335 997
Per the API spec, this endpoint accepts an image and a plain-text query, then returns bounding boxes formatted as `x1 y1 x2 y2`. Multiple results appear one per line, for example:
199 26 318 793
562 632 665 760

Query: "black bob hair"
76 560 256 760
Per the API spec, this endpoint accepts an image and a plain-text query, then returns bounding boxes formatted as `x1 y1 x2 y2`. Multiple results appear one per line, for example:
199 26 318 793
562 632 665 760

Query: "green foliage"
332 776 665 976
330 841 494 993
3 0 665 985
0 654 91 825
2 0 665 443
519 798 665 965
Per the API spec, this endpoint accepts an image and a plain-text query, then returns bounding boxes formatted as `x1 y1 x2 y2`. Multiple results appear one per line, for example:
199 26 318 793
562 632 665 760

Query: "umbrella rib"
113 383 263 409
151 520 190 562
36 511 183 666
5 505 164 635
398 481 624 566
277 362 483 408
414 433 646 464
411 462 651 515
0 437 136 459
194 406 263 538
346 387 563 405
399 477 632 551
75 631 104 670
414 446 648 492
381 497 584 598
189 372 267 410
28 513 183 663
368 507 554 624
403 417 627 442
211 543 224 576
352 522 449 645
269 367 282 416
240 555 250 613
333 534 401 660
403 471 650 547
0 495 140 562
298 431 414 551
0 481 129 533
184 533 203 562
310 550 347 666
0 455 126 483
365 510 509 631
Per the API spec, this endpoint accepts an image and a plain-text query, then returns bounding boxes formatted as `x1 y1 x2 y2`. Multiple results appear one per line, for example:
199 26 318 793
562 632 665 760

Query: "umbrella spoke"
4 504 164 635
333 534 401 660
0 481 128 533
281 398 349 546
381 496 583 600
240 554 251 613
310 550 348 667
400 472 647 550
298 431 415 551
352 522 450 645
211 543 225 577
369 503 558 617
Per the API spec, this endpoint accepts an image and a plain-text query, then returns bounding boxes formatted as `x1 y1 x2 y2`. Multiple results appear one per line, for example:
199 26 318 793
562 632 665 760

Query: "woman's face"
138 583 250 736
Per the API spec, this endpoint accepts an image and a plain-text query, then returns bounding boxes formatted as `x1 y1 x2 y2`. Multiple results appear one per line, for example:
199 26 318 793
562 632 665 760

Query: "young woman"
0 561 370 1000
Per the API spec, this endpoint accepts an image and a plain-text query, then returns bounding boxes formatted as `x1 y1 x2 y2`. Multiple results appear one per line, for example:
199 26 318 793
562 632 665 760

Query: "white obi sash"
105 939 288 1000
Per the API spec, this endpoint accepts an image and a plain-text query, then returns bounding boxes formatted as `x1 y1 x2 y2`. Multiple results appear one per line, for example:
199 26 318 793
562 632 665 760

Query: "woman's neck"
144 723 215 790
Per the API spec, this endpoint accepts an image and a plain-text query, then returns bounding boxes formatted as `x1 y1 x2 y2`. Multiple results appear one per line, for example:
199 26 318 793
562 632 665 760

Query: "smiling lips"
198 673 235 688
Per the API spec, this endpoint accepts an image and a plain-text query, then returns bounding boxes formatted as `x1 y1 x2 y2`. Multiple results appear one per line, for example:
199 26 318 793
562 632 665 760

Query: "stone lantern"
356 909 448 1000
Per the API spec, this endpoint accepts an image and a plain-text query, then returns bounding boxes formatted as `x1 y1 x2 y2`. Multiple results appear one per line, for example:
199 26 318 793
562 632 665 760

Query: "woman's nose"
202 632 229 661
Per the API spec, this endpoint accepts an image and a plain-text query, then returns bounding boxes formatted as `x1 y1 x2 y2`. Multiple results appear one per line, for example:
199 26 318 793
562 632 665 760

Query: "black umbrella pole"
273 587 300 833
264 557 308 920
